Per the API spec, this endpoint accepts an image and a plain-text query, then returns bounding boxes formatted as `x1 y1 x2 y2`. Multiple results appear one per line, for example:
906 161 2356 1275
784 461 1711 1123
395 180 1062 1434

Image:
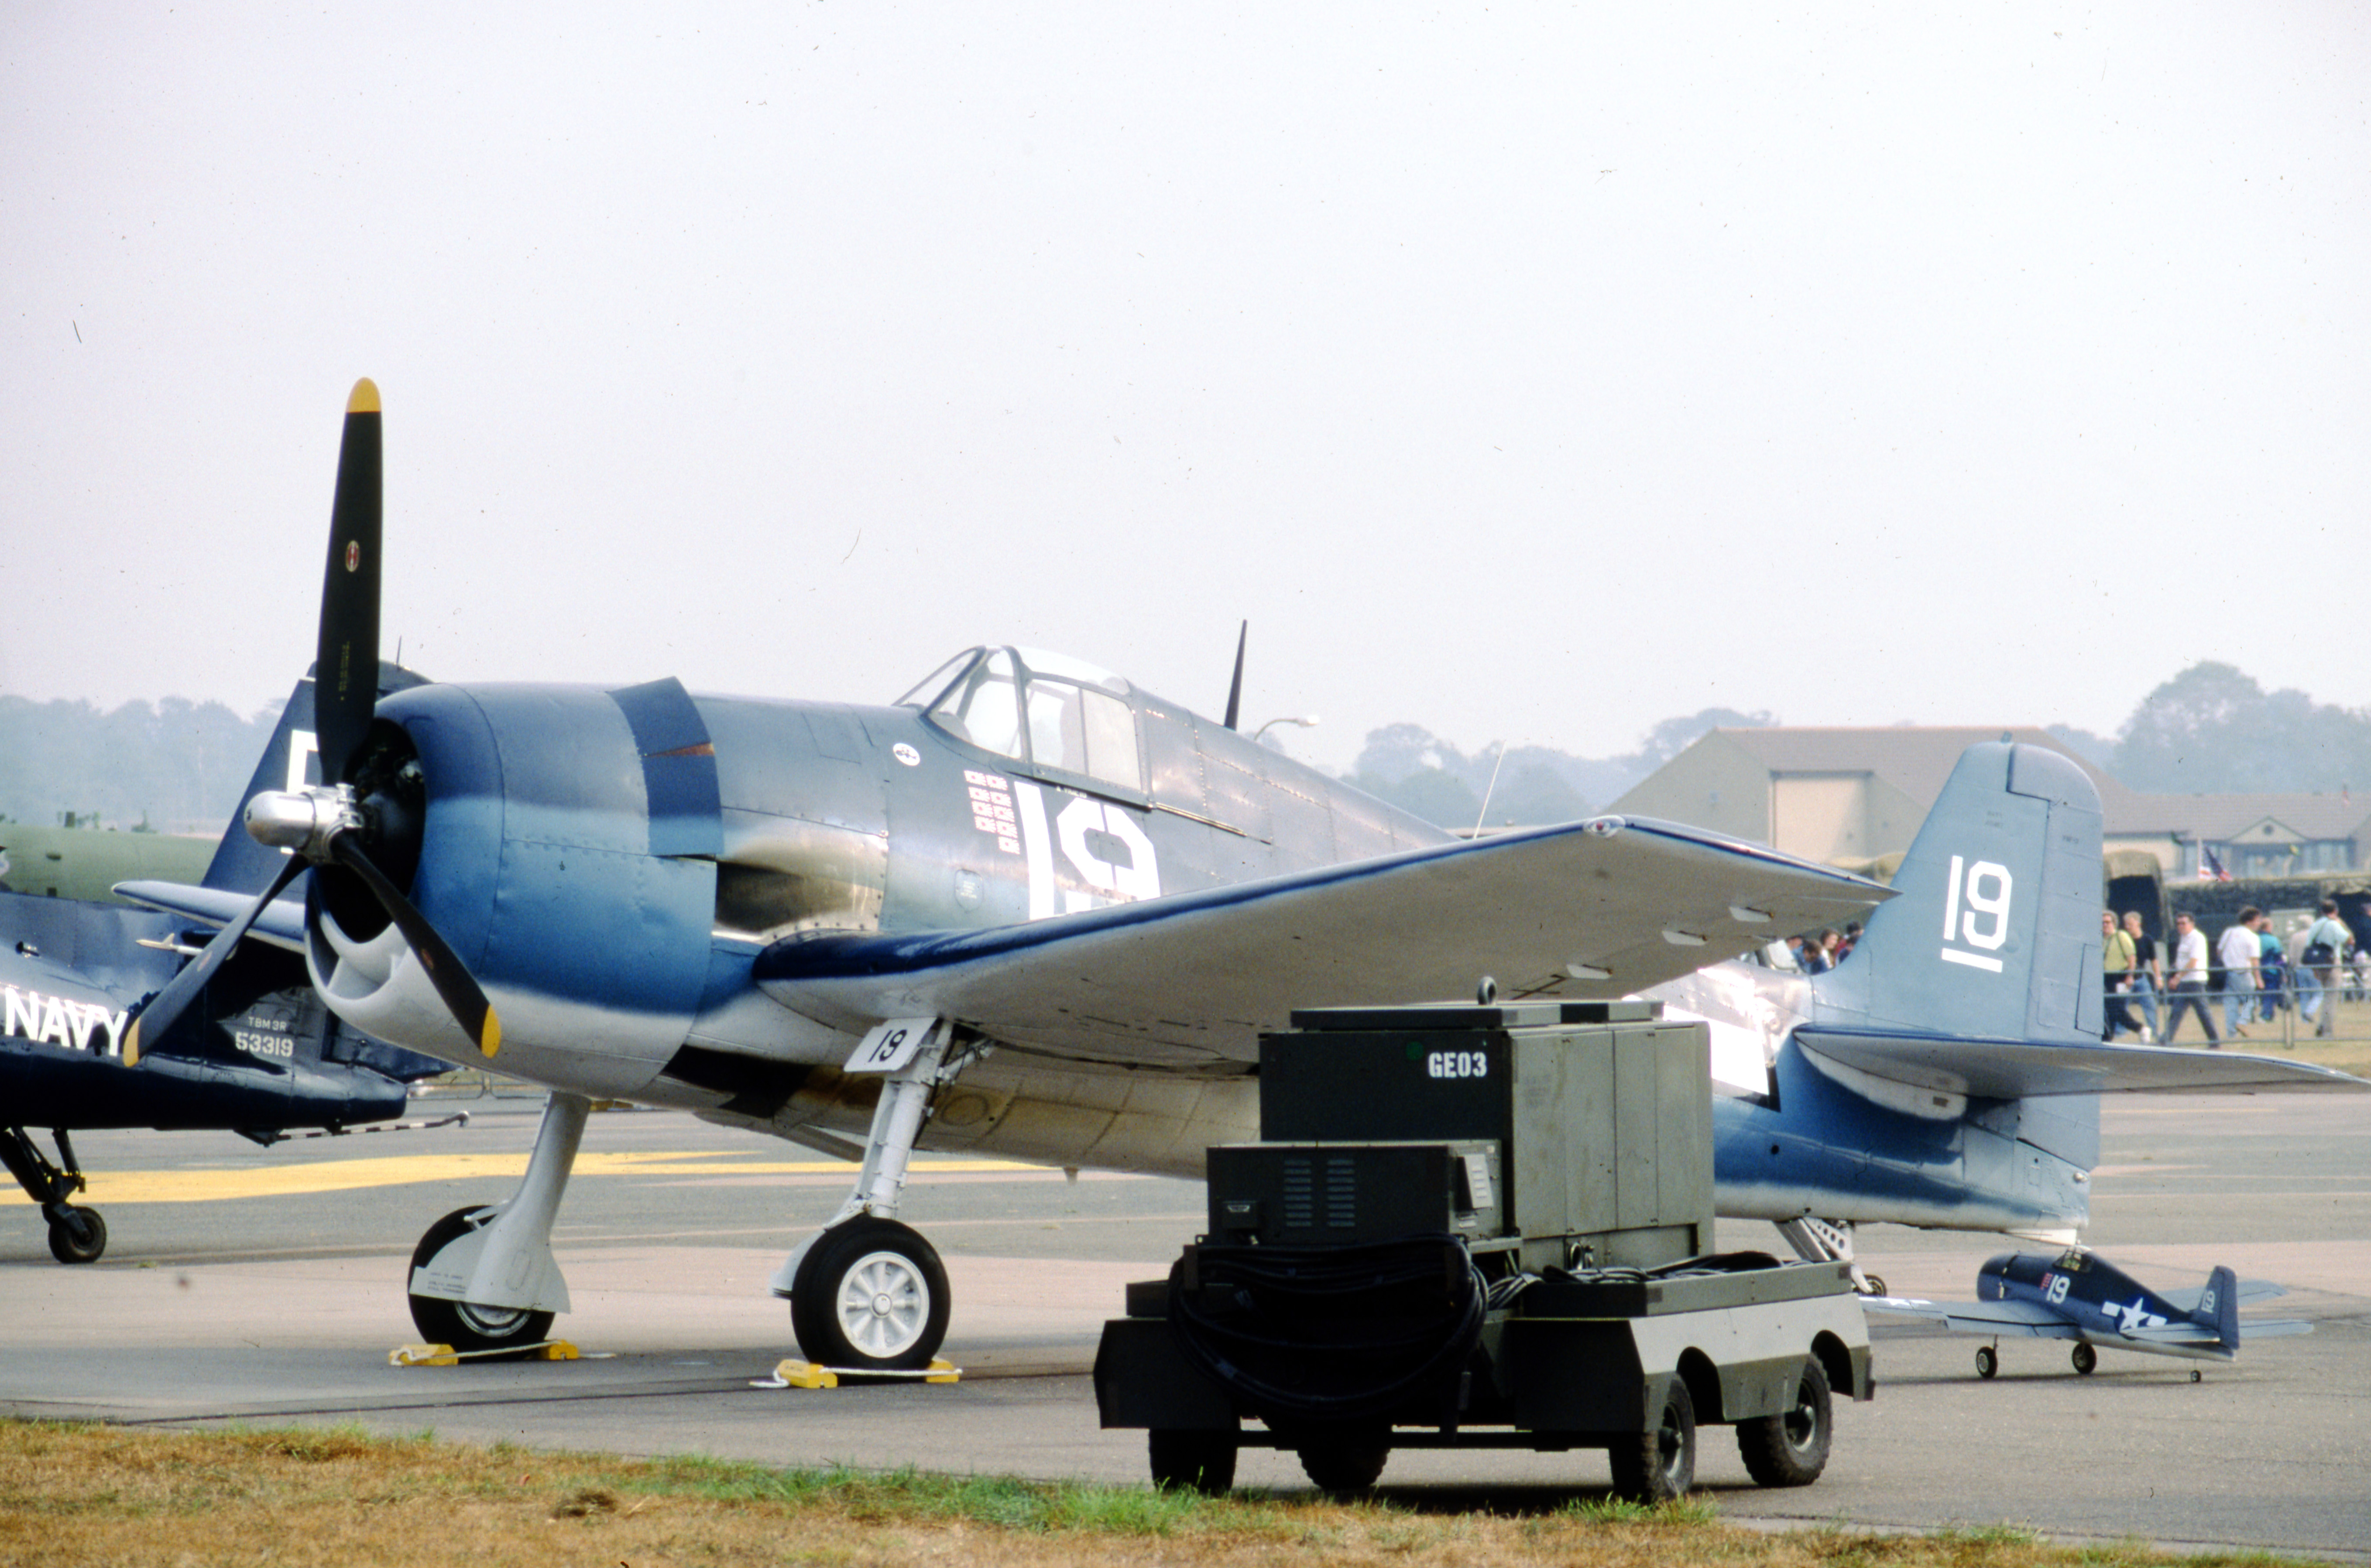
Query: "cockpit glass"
1013 647 1130 696
1023 678 1143 789
926 649 1025 760
895 650 982 709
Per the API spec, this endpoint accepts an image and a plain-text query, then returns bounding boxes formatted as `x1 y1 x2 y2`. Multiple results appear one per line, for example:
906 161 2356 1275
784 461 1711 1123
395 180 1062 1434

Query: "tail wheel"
1608 1378 1696 1502
47 1206 107 1265
2071 1342 2098 1376
1975 1345 1999 1379
789 1216 950 1372
406 1205 555 1353
1737 1356 1832 1487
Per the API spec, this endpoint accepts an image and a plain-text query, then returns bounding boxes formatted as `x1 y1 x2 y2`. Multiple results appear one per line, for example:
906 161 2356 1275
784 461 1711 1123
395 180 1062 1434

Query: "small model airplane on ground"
1866 1248 2312 1378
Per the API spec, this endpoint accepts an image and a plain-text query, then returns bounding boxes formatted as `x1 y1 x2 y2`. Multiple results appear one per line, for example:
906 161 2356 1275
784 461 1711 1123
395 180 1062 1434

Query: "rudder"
1815 742 2103 1044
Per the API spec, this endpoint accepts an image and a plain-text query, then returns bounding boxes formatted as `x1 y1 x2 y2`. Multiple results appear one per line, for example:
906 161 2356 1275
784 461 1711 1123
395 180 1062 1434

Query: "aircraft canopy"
895 646 1142 792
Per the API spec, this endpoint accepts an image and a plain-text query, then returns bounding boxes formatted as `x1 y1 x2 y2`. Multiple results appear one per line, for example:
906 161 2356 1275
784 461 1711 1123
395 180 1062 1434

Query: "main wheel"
2071 1342 2098 1376
1608 1378 1696 1502
407 1205 555 1353
1737 1357 1832 1487
1297 1440 1390 1495
1975 1345 1999 1379
47 1205 106 1265
1148 1428 1237 1494
789 1216 951 1372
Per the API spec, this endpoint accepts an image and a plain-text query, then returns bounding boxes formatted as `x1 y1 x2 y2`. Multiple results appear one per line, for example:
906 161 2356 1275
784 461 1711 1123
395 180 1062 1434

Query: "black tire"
1737 1357 1832 1487
1297 1441 1390 1495
47 1206 106 1265
1860 1274 1887 1298
1608 1378 1696 1502
1975 1345 1999 1380
789 1216 951 1372
407 1205 555 1353
2071 1342 2097 1376
1148 1429 1237 1494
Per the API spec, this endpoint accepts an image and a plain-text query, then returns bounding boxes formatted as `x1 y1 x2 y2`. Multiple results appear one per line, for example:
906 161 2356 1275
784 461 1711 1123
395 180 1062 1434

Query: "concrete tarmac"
4 1091 2366 1557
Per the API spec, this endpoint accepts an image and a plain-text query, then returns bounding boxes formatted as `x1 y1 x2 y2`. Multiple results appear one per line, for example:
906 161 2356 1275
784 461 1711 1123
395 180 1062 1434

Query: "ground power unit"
1095 1000 1872 1500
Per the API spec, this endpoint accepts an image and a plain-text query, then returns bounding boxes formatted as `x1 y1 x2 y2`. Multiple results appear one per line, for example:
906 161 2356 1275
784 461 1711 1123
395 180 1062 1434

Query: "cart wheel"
1737 1356 1832 1487
1608 1378 1696 1502
1297 1441 1389 1495
1147 1429 1236 1495
1975 1345 1998 1379
2071 1342 2097 1376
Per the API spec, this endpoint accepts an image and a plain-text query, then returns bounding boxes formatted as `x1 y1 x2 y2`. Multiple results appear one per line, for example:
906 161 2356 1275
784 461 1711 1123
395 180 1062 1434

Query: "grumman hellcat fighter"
1867 1250 2312 1378
124 382 2366 1369
3 666 453 1264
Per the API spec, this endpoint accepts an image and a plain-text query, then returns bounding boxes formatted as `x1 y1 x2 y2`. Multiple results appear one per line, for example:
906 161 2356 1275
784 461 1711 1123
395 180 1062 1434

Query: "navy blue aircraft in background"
120 381 2366 1369
2 666 452 1263
1868 1249 2312 1378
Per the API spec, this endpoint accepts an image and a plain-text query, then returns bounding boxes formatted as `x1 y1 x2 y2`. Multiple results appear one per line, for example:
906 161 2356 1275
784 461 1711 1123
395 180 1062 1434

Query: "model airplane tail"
2201 1264 2241 1352
1811 741 2102 1044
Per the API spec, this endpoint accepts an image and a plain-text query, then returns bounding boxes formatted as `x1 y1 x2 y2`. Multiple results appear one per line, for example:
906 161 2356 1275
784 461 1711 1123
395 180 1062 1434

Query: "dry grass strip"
0 1418 2327 1568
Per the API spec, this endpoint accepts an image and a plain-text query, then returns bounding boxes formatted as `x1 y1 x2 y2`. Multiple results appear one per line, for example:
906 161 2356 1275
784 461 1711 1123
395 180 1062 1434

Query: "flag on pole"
2200 845 2232 882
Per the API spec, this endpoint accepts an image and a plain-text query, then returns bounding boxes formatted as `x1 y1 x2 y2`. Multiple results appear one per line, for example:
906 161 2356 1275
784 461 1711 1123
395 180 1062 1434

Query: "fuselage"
312 649 2086 1239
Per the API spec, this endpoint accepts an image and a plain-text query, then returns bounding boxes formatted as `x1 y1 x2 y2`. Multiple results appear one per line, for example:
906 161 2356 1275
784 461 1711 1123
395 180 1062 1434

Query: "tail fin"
2200 1264 2241 1352
1814 741 2103 1044
199 661 427 895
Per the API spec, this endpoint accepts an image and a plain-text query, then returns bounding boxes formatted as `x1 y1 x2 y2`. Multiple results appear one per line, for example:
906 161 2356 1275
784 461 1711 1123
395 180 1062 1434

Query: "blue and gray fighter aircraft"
122 381 2366 1368
3 664 453 1263
1867 1249 2312 1378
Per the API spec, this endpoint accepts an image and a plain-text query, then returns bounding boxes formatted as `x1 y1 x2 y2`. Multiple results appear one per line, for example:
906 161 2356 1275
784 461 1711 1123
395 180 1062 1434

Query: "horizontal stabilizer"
1796 1026 2370 1099
2163 1279 2287 1311
115 879 309 954
758 815 1888 1068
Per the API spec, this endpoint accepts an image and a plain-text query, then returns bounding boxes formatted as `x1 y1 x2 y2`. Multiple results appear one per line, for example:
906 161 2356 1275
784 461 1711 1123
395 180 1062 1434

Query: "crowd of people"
2107 900 2360 1046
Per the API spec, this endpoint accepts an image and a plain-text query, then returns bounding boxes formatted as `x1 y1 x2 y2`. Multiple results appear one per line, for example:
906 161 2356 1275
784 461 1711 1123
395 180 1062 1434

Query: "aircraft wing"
115 879 309 954
1795 1027 2370 1098
756 815 1889 1068
1863 1296 2076 1339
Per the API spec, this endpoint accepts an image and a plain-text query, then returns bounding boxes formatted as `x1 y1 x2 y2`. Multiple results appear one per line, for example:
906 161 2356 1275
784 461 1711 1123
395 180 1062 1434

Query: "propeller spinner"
125 381 499 1065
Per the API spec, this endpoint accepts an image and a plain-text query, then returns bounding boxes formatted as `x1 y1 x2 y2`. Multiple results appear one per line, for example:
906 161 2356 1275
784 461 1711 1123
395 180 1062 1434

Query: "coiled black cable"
1167 1233 1486 1424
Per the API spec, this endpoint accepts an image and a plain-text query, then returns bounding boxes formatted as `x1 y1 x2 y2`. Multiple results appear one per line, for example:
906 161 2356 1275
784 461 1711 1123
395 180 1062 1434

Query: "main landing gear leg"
772 1020 975 1372
3 1126 106 1264
406 1091 588 1352
1775 1216 1885 1297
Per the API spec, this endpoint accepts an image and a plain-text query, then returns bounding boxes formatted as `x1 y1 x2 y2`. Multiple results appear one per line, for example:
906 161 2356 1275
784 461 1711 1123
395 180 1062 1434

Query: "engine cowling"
304 679 719 1099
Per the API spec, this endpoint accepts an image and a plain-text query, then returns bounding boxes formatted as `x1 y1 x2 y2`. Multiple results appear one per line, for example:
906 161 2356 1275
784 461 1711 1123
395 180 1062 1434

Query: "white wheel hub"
835 1248 931 1359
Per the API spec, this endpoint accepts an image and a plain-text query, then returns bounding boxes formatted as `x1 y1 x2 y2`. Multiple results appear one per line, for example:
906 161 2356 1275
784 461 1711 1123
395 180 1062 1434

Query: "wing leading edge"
756 814 1889 1068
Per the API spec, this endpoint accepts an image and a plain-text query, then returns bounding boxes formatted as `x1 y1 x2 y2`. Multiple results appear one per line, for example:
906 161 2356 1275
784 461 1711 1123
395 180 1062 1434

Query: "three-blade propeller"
126 381 499 1066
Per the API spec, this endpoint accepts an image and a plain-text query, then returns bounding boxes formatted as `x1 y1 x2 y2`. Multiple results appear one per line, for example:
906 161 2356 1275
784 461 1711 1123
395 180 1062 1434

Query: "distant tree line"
1348 662 2371 831
5 661 2366 838
0 695 277 834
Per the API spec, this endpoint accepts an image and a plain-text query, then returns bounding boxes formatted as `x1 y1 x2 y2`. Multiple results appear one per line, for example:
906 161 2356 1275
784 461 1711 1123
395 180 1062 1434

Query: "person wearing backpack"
2301 899 2350 1038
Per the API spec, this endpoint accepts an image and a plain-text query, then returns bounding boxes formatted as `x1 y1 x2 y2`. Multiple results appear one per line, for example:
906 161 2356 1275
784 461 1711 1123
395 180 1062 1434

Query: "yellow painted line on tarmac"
1 1152 1040 1207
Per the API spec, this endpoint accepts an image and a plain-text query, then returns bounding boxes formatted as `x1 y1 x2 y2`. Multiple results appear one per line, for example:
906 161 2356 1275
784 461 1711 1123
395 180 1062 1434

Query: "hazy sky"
6 4 2367 774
